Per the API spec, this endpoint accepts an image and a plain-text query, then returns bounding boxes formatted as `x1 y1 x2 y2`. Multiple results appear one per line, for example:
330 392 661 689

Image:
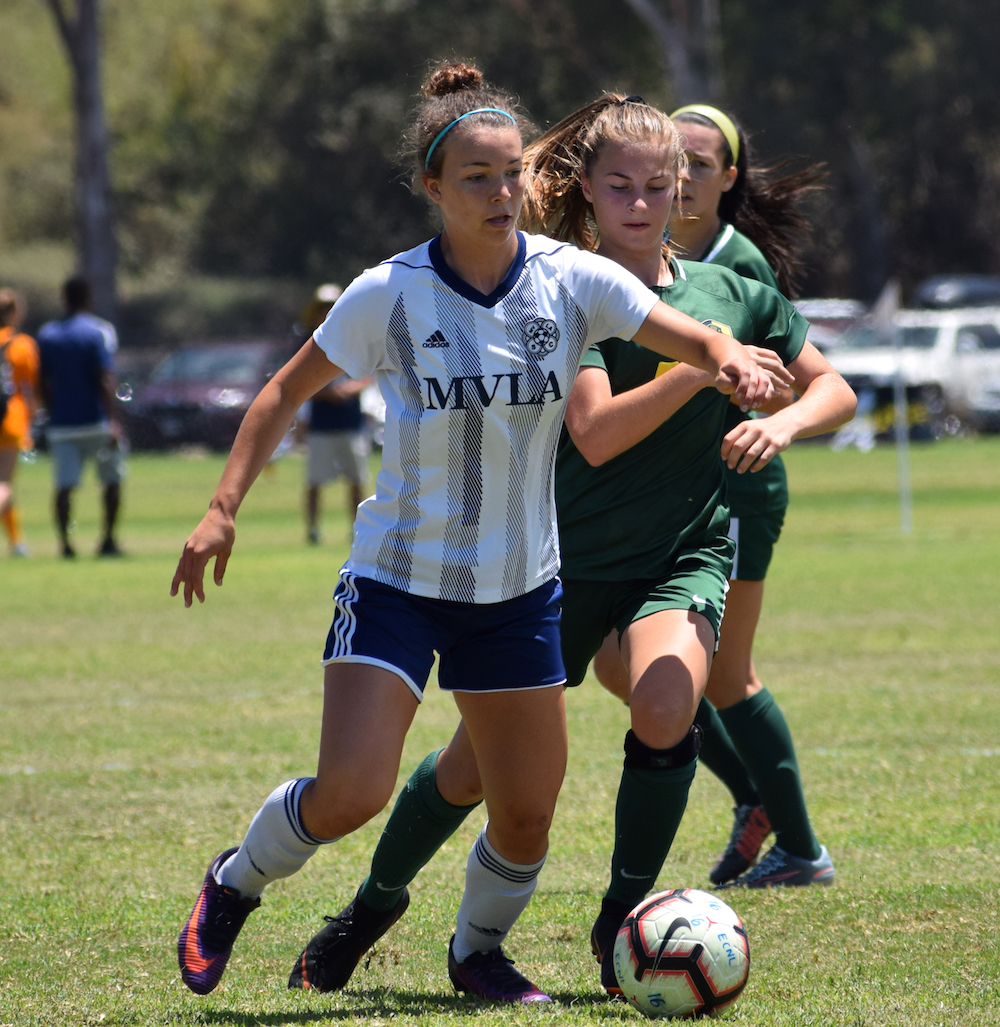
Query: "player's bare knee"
487 806 553 859
629 691 692 748
302 778 391 838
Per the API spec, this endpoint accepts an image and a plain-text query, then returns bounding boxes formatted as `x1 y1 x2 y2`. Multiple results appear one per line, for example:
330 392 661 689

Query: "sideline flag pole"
872 279 912 535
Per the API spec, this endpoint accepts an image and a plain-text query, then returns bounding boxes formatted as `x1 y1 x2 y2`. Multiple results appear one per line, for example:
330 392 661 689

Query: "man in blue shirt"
297 285 372 545
37 277 124 558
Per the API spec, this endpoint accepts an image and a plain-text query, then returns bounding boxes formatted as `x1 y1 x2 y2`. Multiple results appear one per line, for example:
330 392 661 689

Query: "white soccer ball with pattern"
612 888 750 1018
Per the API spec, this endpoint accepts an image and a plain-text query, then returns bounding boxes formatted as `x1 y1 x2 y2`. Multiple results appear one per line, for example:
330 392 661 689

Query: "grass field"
2 438 999 1026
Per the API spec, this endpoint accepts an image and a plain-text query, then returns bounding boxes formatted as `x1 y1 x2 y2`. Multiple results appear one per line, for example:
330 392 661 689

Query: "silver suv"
826 307 1000 433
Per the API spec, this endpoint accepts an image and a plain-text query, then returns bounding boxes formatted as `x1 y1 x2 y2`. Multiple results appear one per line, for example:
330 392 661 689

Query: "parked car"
913 274 1000 310
826 307 1000 434
123 339 298 450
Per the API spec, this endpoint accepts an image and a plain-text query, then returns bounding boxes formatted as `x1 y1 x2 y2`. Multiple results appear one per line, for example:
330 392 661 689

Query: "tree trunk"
622 0 723 105
44 0 118 323
845 128 889 303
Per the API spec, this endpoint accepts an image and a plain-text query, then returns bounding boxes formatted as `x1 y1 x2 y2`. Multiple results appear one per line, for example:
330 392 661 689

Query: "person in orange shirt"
0 288 40 557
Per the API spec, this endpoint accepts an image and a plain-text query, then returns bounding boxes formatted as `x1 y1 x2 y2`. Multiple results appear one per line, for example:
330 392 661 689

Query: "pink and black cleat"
448 936 552 1004
178 848 260 994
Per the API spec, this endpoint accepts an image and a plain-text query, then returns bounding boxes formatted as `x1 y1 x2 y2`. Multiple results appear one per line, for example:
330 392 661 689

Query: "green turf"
1 439 998 1025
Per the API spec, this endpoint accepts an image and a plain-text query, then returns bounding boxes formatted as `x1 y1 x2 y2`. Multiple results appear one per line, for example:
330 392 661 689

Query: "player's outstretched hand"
721 415 798 474
170 506 236 608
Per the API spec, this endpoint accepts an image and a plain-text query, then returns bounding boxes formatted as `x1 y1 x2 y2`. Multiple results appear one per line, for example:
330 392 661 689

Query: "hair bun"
423 61 484 98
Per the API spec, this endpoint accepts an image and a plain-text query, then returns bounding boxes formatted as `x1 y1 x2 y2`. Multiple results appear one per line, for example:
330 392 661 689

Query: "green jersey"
702 223 779 291
556 259 807 581
702 224 789 514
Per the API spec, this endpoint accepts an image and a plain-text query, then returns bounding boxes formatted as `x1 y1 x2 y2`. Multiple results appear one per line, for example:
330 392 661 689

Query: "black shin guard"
623 725 702 772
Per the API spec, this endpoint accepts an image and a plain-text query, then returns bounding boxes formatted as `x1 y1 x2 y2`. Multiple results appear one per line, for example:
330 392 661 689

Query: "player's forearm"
765 372 857 441
633 302 725 375
567 365 710 465
209 379 301 518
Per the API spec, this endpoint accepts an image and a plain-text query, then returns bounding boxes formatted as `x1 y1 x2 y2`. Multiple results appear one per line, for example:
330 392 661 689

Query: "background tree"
2 0 1000 342
43 0 117 321
623 0 723 104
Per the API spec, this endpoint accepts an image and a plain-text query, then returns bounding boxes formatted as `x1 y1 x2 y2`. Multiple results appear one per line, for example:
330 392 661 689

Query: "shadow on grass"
183 988 630 1024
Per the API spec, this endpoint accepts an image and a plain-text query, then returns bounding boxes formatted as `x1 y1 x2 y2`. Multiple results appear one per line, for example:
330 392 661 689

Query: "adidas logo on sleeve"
423 330 449 348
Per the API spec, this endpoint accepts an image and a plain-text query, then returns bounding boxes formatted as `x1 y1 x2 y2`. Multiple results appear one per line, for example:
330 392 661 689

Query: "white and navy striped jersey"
313 232 658 603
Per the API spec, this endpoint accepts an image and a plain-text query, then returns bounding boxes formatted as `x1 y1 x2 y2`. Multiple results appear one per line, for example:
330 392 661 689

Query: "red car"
123 339 297 451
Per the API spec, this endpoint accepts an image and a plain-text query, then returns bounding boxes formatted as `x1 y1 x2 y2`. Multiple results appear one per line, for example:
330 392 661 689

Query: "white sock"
217 778 335 899
452 825 547 962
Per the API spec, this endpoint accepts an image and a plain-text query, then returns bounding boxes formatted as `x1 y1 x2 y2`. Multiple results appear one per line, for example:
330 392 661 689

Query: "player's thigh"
622 607 716 748
704 579 765 710
308 660 419 834
618 542 730 747
312 571 443 830
592 629 629 702
453 684 567 863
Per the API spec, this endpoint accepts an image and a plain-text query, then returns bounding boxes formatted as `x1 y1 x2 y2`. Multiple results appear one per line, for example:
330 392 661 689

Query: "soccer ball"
612 888 750 1018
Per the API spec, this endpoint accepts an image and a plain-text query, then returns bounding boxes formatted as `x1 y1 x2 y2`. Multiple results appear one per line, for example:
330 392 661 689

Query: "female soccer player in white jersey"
171 64 775 1004
283 95 853 999
591 104 835 889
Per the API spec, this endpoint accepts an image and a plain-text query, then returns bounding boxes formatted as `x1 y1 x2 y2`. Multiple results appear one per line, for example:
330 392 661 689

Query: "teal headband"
424 108 518 170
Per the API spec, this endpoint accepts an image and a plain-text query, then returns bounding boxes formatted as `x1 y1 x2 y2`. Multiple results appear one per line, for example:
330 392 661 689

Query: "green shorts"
560 532 734 687
727 508 785 582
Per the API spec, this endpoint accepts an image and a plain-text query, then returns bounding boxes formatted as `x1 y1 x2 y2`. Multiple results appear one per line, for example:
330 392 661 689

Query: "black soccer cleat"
447 936 551 1004
590 901 631 997
288 887 410 992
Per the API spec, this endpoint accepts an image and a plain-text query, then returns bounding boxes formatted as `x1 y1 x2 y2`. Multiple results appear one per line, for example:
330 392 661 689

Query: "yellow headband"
670 104 740 165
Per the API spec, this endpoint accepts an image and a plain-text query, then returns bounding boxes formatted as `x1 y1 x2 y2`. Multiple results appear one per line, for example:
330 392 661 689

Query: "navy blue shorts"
322 572 566 702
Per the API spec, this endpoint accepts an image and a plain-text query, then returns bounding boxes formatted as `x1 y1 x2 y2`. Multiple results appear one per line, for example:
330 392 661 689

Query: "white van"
826 307 1000 432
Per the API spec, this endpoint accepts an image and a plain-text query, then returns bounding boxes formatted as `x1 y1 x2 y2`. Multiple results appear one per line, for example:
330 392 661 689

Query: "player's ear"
580 172 594 204
422 171 444 206
719 165 738 193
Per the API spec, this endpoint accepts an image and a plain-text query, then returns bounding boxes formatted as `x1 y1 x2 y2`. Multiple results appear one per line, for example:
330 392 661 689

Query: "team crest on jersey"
702 318 734 337
522 317 560 355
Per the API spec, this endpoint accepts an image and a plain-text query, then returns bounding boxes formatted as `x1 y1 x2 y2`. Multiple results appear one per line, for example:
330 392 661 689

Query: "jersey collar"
702 222 735 265
428 232 527 308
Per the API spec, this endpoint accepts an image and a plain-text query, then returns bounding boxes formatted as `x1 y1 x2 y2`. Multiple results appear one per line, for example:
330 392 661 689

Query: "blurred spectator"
37 277 125 558
298 284 371 544
0 288 40 557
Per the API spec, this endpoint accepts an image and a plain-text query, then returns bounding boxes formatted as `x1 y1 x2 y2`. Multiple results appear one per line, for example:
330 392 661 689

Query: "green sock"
695 697 762 808
605 748 698 909
717 688 821 861
358 749 481 912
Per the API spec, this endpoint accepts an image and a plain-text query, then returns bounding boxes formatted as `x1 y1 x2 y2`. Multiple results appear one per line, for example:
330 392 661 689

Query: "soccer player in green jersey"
591 104 836 889
526 97 853 993
286 96 853 998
